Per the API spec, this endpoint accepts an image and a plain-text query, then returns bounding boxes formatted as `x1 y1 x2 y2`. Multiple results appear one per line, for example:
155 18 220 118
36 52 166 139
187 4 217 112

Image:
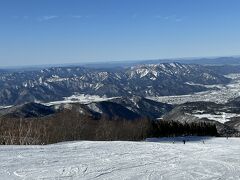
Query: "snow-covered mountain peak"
128 62 192 79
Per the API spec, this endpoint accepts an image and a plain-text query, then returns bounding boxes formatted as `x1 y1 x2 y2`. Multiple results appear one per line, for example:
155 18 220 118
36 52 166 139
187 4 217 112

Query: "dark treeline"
0 110 218 145
151 120 218 137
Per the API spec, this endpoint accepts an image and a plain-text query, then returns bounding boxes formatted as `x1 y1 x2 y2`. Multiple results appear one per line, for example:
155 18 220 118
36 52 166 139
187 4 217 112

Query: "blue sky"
1 0 240 66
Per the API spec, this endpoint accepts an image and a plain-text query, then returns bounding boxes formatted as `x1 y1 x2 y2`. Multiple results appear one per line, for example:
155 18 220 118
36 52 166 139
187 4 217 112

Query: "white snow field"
1 137 240 180
44 94 119 106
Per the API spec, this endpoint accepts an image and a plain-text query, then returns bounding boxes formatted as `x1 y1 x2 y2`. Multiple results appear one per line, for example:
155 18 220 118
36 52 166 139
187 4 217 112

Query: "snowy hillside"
1 137 240 179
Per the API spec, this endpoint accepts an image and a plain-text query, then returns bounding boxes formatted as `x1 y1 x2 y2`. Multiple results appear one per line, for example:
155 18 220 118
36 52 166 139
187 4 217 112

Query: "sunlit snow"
44 94 119 106
1 137 240 179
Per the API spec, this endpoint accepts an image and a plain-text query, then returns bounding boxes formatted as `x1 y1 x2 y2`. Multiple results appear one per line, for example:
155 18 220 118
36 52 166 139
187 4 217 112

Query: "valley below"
148 73 240 105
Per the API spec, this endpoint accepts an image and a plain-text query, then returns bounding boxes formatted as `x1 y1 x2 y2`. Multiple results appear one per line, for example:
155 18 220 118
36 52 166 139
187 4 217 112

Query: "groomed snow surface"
1 137 240 180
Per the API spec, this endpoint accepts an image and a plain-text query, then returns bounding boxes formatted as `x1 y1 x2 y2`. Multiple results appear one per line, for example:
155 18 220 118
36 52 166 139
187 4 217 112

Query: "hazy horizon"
1 55 240 69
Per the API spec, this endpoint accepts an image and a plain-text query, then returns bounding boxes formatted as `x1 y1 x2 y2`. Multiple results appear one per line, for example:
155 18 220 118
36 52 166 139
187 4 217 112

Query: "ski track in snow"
0 138 240 180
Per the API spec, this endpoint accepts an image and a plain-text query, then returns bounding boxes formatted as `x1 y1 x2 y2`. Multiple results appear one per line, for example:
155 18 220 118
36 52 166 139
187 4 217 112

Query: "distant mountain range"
0 62 230 106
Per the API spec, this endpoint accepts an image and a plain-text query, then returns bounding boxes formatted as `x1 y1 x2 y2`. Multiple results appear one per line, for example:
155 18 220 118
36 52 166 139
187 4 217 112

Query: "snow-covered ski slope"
1 137 240 180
